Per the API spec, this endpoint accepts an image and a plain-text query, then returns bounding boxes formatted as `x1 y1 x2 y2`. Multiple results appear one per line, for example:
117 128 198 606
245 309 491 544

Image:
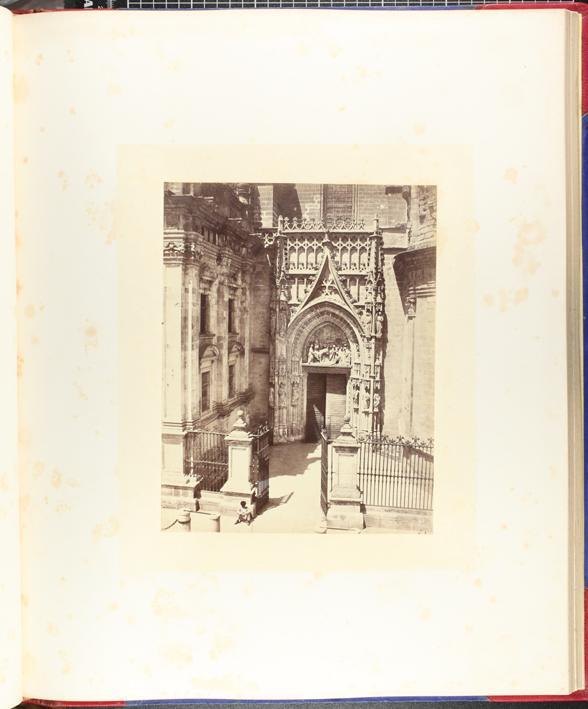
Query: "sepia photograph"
161 183 436 534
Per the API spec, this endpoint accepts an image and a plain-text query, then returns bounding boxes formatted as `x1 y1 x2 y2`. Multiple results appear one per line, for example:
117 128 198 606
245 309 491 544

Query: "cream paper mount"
116 143 475 574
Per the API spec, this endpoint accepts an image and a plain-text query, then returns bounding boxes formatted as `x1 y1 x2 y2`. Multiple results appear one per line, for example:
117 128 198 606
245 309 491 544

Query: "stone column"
161 233 200 512
327 416 364 531
162 235 188 485
400 289 416 436
241 263 252 396
188 260 201 422
215 272 226 410
220 410 254 516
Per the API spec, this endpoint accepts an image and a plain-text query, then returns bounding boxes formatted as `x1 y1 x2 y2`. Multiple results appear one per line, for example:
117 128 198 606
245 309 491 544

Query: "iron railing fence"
320 428 333 516
250 422 272 505
188 429 229 491
358 434 434 511
187 422 273 495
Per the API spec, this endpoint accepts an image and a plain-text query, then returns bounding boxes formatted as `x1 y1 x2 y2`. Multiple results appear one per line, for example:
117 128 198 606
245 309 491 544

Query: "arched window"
228 342 245 400
199 344 219 416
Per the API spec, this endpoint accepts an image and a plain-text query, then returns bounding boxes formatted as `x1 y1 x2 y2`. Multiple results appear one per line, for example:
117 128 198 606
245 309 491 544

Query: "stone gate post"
220 410 253 516
327 416 364 531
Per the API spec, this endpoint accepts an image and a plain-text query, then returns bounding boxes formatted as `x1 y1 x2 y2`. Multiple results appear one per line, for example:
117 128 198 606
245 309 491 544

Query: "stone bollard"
176 509 191 532
190 511 221 533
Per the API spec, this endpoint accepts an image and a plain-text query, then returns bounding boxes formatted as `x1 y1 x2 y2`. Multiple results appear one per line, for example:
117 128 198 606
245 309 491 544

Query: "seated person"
235 499 253 526
235 484 258 526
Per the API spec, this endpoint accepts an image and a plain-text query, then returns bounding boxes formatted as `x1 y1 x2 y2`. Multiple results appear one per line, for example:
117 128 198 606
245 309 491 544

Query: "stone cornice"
393 243 436 274
163 232 202 265
405 237 436 253
164 192 251 238
164 229 256 272
393 243 436 312
212 389 254 419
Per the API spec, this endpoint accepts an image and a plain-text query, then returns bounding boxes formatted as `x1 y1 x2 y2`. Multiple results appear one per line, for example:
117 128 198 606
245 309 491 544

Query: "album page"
0 8 22 709
13 8 582 701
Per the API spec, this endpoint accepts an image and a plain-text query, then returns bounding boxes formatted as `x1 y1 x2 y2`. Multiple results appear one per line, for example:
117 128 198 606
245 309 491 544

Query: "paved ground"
220 442 324 534
161 442 324 534
162 441 422 534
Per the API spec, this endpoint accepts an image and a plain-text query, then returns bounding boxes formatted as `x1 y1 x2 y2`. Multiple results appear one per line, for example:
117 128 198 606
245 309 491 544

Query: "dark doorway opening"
305 373 326 442
305 372 347 442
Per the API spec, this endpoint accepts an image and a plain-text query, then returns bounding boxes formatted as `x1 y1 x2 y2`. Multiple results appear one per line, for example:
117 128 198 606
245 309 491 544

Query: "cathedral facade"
162 183 436 484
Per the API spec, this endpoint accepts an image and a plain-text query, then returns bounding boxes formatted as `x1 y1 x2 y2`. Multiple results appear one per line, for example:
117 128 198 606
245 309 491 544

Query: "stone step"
197 490 223 513
364 507 432 533
161 495 197 511
325 527 362 534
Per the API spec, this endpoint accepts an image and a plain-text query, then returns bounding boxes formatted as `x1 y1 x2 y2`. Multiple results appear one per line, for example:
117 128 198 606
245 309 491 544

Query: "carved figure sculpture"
306 339 351 366
373 392 381 412
352 381 360 408
375 312 384 338
363 382 371 410
278 381 287 425
291 379 300 406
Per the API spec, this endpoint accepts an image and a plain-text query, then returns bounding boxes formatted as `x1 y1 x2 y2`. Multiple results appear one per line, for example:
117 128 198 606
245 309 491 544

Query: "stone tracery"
261 217 385 441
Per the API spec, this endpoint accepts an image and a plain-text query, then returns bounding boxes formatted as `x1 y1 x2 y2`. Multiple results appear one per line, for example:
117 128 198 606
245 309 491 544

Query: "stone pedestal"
326 488 365 531
161 471 201 512
326 417 364 531
220 410 254 516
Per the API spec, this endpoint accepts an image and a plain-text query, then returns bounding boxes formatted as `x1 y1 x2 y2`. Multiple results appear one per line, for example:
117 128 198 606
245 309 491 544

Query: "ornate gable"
259 213 386 442
294 250 358 320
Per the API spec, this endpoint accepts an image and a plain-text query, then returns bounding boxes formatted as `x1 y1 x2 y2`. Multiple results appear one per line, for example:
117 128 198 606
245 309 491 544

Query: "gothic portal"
263 216 385 442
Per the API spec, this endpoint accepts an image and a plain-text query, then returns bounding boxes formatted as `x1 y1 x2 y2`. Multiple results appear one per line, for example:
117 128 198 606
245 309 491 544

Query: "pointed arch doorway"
265 221 384 444
302 322 351 441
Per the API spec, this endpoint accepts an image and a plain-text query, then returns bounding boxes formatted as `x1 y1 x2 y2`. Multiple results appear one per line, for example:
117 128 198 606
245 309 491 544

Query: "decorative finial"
233 409 247 431
339 415 354 437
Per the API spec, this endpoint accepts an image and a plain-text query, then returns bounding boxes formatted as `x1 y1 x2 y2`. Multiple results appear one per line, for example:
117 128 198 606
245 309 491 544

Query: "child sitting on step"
235 499 253 526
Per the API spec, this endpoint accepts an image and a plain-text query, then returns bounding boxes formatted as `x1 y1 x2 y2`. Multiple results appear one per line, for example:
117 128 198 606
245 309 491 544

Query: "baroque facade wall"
161 185 260 482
